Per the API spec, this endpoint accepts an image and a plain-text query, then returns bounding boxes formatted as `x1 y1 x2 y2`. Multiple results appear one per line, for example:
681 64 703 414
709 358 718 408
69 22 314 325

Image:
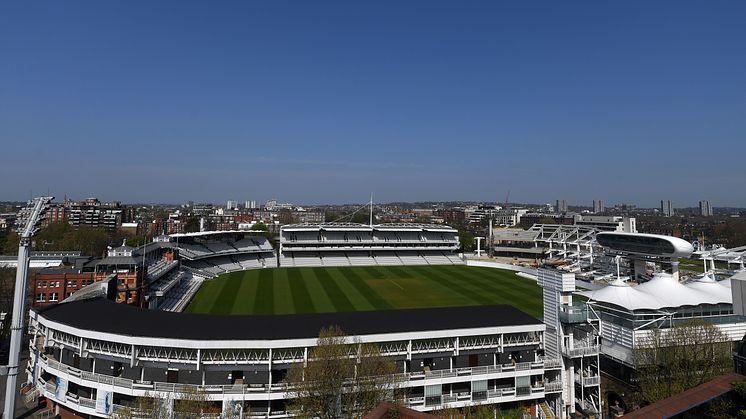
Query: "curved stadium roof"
596 232 694 258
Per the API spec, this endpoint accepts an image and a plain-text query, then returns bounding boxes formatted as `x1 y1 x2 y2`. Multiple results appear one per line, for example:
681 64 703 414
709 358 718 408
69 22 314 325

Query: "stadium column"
268 347 273 388
267 348 273 417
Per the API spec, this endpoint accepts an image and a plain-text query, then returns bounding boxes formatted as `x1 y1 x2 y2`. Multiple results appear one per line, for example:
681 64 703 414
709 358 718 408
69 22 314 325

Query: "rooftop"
37 298 541 341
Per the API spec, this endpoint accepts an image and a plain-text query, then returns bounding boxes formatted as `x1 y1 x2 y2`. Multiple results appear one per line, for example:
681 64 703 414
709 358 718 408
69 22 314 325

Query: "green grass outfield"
184 265 542 318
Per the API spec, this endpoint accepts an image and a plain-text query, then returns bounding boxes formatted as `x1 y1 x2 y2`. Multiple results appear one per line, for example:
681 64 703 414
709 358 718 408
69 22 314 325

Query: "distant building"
661 199 674 217
494 208 528 227
245 200 258 209
699 200 714 217
291 210 325 224
192 203 214 215
0 213 15 232
265 199 293 211
592 200 604 214
465 205 500 224
62 197 127 231
574 215 637 233
438 208 465 226
555 199 568 213
519 213 575 229
226 200 238 210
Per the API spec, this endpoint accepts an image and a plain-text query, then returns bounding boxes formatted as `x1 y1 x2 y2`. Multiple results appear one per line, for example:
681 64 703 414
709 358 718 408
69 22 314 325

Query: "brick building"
31 267 97 308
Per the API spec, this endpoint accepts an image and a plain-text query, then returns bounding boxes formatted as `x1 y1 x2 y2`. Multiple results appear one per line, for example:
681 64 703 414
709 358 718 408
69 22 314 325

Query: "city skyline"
2 1 746 205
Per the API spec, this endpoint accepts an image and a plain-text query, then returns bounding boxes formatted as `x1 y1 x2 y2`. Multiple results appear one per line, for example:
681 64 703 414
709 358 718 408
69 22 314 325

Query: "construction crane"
3 196 53 418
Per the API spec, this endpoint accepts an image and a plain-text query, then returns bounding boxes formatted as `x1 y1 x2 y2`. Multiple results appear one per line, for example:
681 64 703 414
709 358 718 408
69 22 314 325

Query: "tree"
34 222 112 257
433 404 523 418
286 326 397 419
2 232 19 255
125 235 146 248
113 388 220 419
0 267 16 338
112 392 171 419
250 222 271 239
173 386 221 417
447 224 474 253
183 217 200 233
633 319 733 405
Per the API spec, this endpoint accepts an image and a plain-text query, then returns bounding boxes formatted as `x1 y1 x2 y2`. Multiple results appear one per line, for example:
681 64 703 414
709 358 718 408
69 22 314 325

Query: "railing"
404 361 542 382
544 381 563 393
559 302 589 324
540 357 563 369
39 352 547 406
406 385 544 409
583 375 600 386
562 343 600 358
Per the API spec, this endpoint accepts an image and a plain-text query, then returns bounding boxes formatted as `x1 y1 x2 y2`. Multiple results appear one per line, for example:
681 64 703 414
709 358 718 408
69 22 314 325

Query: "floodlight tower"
3 196 53 418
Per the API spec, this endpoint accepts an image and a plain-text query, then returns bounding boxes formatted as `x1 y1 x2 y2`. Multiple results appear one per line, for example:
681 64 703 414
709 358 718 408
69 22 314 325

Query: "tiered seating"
291 253 324 267
150 270 185 297
147 259 178 282
235 254 263 269
233 238 261 252
396 252 429 265
374 252 403 266
178 243 212 259
158 273 204 312
444 252 464 264
261 254 277 268
346 253 377 266
321 232 348 242
320 252 349 267
202 242 235 253
280 254 295 268
421 253 452 265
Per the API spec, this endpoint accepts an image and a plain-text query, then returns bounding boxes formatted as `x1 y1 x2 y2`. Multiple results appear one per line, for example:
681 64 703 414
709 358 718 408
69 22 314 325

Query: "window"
49 293 58 302
36 293 45 302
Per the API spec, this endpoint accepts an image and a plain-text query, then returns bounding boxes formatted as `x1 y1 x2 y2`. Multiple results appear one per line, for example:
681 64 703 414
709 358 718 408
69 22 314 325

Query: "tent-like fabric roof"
578 279 665 311
579 272 733 311
684 273 732 303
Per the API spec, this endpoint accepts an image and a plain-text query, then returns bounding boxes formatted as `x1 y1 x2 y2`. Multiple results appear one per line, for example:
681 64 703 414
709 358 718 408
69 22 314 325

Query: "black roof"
38 298 541 341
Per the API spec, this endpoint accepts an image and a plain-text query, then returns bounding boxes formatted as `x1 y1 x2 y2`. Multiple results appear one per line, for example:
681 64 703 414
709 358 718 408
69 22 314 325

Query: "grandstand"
279 223 463 268
156 271 204 312
170 230 277 277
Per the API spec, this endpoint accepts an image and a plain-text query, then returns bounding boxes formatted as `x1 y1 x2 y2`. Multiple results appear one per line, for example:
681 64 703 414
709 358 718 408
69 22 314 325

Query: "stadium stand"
279 223 463 268
157 271 204 312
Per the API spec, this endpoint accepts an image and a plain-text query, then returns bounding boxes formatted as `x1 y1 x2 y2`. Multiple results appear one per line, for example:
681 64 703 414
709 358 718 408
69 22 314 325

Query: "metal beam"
4 197 52 418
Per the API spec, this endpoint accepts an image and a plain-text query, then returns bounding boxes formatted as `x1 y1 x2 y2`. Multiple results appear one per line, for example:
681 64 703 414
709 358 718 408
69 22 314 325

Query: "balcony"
561 340 600 358
408 385 544 410
404 361 544 382
544 381 563 393
540 357 563 369
35 351 547 406
559 302 589 324
574 373 600 387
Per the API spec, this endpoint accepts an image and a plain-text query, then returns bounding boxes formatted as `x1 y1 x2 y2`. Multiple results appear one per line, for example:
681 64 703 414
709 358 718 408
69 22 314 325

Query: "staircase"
539 401 554 419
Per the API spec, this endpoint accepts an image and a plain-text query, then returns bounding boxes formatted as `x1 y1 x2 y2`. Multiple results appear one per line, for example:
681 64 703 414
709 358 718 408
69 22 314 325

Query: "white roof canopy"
580 272 733 311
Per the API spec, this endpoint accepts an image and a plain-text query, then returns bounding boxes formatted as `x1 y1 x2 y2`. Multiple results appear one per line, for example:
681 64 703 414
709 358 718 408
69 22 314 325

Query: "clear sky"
1 1 745 207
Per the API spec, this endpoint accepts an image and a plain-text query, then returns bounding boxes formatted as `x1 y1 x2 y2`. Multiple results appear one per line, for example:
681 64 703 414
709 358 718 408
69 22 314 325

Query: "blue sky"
1 1 745 206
